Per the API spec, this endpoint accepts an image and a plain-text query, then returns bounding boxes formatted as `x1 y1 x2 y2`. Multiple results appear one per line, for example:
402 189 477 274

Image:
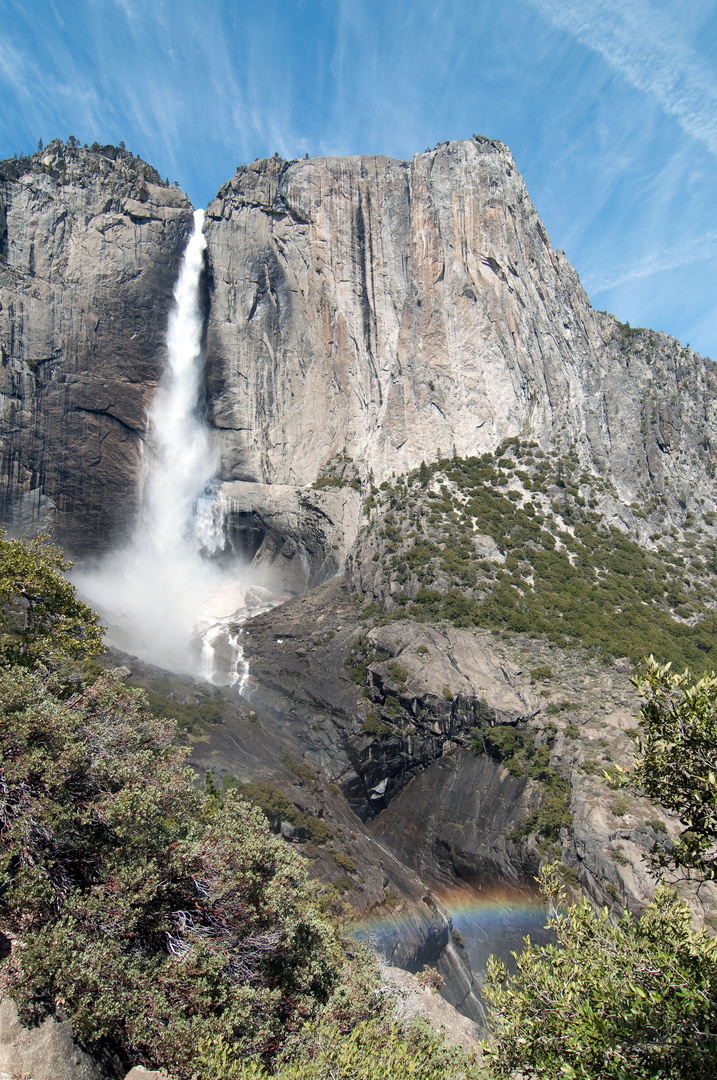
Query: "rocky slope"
104 569 717 1022
0 140 193 552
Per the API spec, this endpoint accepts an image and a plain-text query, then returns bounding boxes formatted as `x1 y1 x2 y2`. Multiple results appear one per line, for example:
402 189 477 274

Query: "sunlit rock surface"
203 140 717 519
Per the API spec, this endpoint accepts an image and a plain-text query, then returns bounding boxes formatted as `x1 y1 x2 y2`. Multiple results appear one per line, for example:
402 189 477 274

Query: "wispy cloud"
527 0 717 156
585 230 717 294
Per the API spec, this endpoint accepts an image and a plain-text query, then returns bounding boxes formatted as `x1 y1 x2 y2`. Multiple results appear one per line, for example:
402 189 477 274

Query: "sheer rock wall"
202 139 717 518
0 141 193 553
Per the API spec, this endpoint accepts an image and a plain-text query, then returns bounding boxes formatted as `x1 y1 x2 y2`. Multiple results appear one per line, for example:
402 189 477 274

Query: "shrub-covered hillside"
354 441 717 672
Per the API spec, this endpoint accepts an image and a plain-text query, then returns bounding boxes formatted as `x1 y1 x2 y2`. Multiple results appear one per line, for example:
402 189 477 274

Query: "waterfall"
142 209 216 557
74 211 251 678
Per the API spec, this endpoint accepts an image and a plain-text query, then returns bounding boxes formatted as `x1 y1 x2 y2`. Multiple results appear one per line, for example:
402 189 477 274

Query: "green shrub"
384 696 401 717
197 1016 483 1080
225 779 333 844
559 864 581 888
365 452 717 672
142 680 225 734
388 661 408 685
283 753 316 784
0 530 103 671
484 864 717 1079
347 661 367 684
361 713 393 736
332 852 357 874
0 667 349 1077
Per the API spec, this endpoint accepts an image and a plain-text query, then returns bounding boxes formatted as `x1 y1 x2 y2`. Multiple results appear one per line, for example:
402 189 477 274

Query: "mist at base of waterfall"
73 543 254 675
70 208 270 680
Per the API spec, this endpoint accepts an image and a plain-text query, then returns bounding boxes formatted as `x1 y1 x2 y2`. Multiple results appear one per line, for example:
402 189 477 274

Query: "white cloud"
585 230 717 294
527 0 717 156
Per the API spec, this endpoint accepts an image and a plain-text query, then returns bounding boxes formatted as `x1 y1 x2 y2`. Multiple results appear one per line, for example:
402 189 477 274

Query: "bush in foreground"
197 1016 483 1080
631 657 717 878
0 530 103 670
483 863 717 1079
0 664 365 1076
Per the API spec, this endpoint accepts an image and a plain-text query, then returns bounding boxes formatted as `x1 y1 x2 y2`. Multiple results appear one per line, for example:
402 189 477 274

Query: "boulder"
0 998 123 1080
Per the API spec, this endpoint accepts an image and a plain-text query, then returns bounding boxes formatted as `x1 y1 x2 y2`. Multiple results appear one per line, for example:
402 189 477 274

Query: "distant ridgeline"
353 438 717 673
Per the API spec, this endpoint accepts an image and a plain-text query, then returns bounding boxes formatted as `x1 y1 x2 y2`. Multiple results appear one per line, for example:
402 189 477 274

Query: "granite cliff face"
0 140 193 553
2 137 715 553
202 139 717 524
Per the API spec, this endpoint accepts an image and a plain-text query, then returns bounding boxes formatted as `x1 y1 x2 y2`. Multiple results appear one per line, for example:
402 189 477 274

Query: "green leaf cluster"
0 530 103 671
631 657 717 878
198 1016 483 1080
483 865 717 1079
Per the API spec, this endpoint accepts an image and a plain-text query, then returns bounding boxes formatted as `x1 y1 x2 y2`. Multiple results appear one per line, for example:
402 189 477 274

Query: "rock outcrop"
0 141 193 553
0 998 124 1080
216 479 361 594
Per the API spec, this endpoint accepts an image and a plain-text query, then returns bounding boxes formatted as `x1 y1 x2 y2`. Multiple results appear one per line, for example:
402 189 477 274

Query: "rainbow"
351 881 550 973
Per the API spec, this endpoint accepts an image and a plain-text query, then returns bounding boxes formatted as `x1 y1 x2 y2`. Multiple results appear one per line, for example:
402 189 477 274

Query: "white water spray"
75 211 252 676
143 209 216 556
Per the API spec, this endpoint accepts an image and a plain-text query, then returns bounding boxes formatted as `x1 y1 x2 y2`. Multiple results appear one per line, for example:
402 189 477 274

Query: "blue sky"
2 0 716 359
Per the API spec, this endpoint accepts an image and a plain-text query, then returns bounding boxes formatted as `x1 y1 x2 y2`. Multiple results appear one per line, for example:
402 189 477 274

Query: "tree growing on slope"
0 530 103 670
482 658 717 1078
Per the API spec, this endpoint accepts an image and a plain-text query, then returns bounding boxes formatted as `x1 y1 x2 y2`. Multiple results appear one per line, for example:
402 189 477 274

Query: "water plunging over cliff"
75 211 254 675
143 209 216 557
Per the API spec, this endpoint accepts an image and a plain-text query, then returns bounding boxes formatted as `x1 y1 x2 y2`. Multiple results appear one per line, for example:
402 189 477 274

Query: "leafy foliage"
0 665 355 1076
0 530 103 671
631 657 717 878
198 1016 483 1080
483 863 717 1079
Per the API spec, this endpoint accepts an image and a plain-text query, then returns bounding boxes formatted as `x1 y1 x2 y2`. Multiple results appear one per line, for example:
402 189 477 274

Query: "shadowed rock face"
0 141 193 553
217 480 362 595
